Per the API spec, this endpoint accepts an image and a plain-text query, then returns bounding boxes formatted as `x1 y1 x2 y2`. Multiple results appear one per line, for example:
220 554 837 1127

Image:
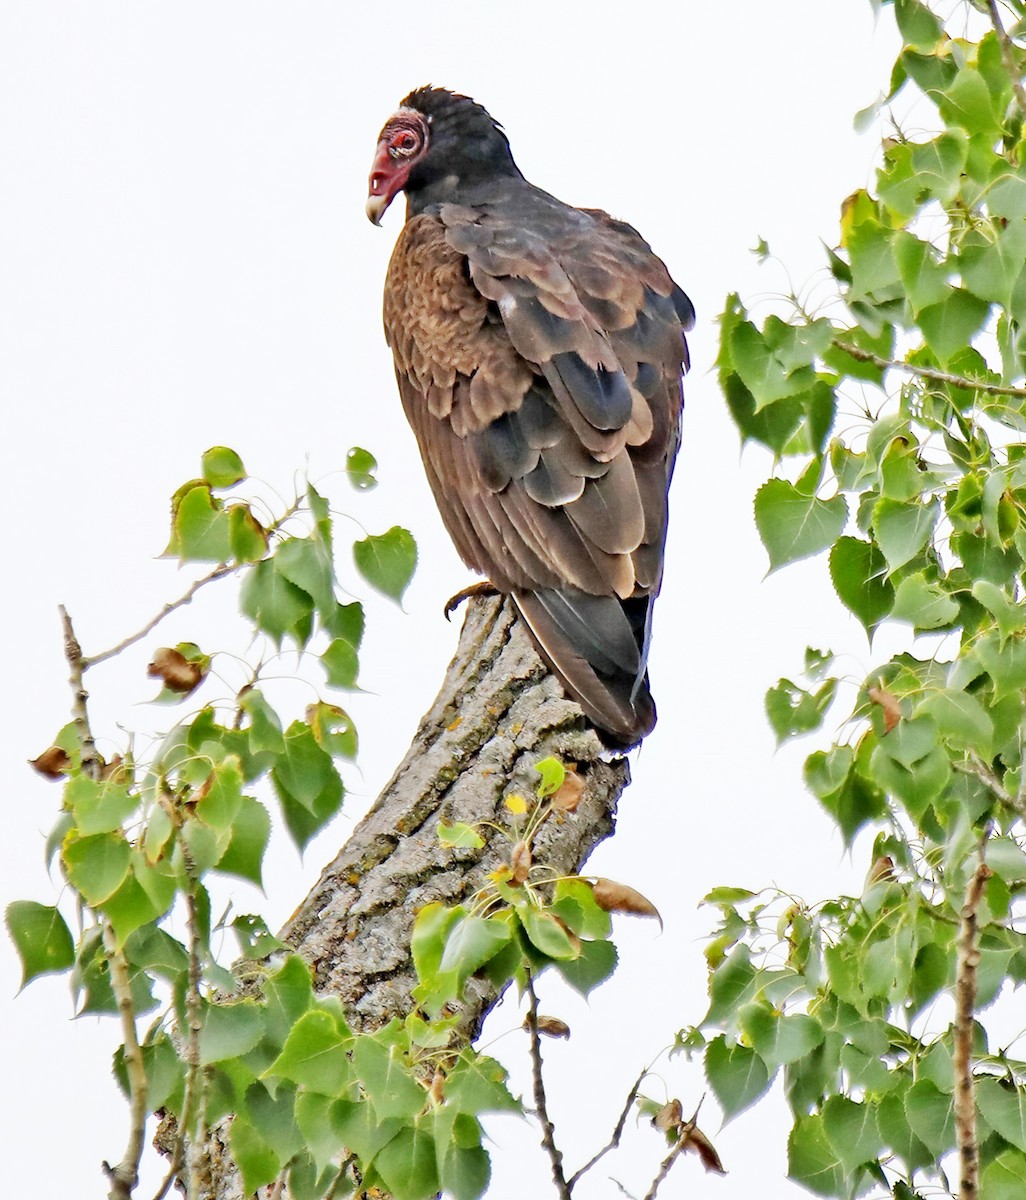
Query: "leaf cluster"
708 2 1026 1195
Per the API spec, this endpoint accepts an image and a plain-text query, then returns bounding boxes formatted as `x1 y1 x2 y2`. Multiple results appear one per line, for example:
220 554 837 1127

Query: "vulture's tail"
511 586 656 748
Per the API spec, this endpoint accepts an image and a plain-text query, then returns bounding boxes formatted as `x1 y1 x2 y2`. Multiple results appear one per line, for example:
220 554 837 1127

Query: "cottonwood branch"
191 595 630 1198
954 857 992 1200
831 340 1026 400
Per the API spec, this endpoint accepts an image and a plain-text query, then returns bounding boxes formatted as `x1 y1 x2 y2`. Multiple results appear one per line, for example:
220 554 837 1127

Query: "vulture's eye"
389 130 420 158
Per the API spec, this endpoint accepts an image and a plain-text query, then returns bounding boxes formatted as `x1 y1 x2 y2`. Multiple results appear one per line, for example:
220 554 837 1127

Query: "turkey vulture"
367 86 693 746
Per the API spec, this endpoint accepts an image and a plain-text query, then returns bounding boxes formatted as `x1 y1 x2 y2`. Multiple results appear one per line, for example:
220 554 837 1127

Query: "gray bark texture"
195 594 631 1198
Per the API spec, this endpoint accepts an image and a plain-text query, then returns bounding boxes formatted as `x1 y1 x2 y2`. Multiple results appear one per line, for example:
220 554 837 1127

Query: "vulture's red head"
366 86 521 225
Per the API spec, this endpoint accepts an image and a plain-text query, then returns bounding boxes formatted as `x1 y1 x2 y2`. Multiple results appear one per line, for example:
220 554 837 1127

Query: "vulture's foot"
444 581 499 621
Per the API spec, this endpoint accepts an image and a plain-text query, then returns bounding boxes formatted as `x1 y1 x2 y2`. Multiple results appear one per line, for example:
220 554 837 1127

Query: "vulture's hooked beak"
366 141 404 225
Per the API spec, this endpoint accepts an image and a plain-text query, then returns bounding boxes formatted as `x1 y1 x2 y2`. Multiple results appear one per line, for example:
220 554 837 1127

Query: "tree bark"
194 594 630 1198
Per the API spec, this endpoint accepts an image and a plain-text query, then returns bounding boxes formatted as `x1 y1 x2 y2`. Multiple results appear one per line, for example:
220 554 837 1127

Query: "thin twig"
987 1 1026 123
568 1066 647 1188
84 563 235 668
184 891 209 1198
60 608 146 1196
525 975 571 1199
642 1138 687 1200
84 493 303 669
102 923 149 1200
832 340 1026 399
59 605 102 779
953 754 1026 820
955 856 992 1200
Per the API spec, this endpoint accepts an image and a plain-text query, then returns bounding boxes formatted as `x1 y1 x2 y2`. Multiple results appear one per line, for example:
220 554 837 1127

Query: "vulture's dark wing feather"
383 192 689 743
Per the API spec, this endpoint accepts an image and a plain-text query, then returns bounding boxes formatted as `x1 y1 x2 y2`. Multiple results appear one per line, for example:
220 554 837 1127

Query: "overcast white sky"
1 3 907 1196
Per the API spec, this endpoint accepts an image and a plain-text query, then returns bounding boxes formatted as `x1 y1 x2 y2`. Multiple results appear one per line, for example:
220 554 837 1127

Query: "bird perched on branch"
366 86 692 747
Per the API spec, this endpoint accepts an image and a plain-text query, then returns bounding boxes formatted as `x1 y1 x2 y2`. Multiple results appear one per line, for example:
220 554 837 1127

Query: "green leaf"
553 937 617 996
918 689 993 756
828 536 894 636
821 1095 880 1176
307 700 358 762
705 944 759 1025
263 955 315 1046
322 637 360 689
962 221 1026 309
981 1147 1026 1198
444 1049 520 1114
169 484 232 562
533 755 566 796
271 721 344 852
919 288 991 366
437 821 485 850
266 1010 352 1095
890 571 959 629
216 795 271 886
973 580 1026 641
65 775 138 836
729 318 806 408
704 1036 772 1121
987 838 1026 883
228 505 268 563
977 1077 1026 1151
551 878 612 940
200 999 265 1064
869 716 951 817
975 629 1026 698
873 497 939 573
766 677 837 744
517 905 578 960
240 558 314 646
332 1098 402 1165
788 1113 846 1196
754 479 847 571
939 64 1001 136
412 903 464 984
905 1078 955 1156
805 745 887 845
437 1113 491 1200
374 1119 440 1200
201 445 246 488
346 446 378 491
294 1092 347 1174
239 688 285 754
6 901 75 986
739 1004 824 1068
229 1117 280 1196
439 915 513 981
894 0 943 48
274 535 335 617
62 831 132 905
353 526 416 603
245 1080 303 1163
352 1035 425 1120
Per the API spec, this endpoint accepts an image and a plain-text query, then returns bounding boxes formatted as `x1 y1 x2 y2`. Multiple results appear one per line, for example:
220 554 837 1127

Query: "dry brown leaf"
30 745 71 779
510 839 532 884
866 854 896 885
100 753 127 783
526 1015 571 1040
428 1069 446 1106
653 1098 683 1133
682 1122 726 1175
868 684 901 733
148 647 205 695
552 766 585 812
592 877 662 927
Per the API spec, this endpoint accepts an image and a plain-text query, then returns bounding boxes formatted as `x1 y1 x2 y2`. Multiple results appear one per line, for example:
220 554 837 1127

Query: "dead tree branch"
191 595 630 1197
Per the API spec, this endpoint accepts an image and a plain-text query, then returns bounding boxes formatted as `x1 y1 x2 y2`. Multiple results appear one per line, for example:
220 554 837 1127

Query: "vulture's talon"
444 581 499 621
